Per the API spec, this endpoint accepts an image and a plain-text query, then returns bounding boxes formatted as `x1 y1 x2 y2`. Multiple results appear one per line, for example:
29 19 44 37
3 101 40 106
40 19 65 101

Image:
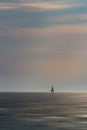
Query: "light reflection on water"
0 92 87 130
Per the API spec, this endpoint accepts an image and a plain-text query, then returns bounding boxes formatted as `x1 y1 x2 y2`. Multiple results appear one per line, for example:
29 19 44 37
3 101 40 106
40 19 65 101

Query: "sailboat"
51 86 54 93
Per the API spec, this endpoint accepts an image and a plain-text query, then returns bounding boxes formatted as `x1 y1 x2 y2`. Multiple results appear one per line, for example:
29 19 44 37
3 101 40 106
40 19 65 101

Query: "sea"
0 92 87 130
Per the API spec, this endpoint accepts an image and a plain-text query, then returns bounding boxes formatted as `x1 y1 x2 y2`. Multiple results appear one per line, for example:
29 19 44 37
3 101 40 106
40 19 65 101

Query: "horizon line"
0 91 87 93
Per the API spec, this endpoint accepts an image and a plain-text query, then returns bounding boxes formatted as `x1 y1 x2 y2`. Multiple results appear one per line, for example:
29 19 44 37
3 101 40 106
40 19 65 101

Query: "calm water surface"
0 92 87 130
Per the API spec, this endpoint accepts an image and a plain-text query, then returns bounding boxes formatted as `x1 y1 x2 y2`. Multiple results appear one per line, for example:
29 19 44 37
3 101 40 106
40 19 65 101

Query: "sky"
0 0 87 92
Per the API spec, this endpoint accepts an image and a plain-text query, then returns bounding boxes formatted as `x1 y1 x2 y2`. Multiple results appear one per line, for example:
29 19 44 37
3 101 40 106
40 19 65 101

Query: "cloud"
0 3 18 10
1 24 87 38
0 2 79 11
0 5 16 10
45 14 87 26
21 2 77 10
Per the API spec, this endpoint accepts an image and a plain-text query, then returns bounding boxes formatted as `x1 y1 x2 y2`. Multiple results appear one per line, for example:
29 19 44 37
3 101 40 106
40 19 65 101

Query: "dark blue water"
0 92 87 130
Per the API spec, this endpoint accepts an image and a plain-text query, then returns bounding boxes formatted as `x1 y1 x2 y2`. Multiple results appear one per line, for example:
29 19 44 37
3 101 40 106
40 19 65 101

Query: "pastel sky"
0 0 87 92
